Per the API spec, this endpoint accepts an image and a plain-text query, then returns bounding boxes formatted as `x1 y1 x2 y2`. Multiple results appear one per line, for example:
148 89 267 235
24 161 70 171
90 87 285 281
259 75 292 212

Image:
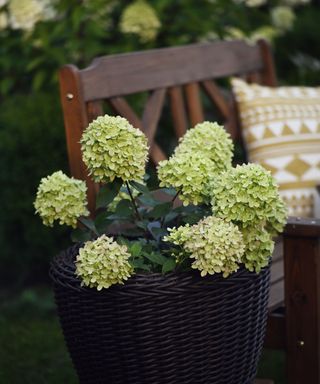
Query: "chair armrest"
284 216 320 237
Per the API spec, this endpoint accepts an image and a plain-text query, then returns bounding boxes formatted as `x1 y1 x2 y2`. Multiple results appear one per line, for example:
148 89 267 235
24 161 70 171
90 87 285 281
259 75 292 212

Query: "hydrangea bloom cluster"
158 151 217 206
158 122 233 205
174 122 234 172
75 235 133 290
81 115 149 183
240 225 274 273
211 163 287 232
120 0 161 42
34 171 89 228
165 216 245 277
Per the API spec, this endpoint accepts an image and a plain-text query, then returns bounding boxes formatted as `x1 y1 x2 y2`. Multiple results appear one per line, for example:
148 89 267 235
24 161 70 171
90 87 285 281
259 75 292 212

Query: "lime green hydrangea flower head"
81 115 149 183
175 122 234 172
163 224 191 246
240 224 274 273
211 163 287 232
158 152 217 206
34 171 89 228
120 0 161 43
75 235 134 290
165 217 245 278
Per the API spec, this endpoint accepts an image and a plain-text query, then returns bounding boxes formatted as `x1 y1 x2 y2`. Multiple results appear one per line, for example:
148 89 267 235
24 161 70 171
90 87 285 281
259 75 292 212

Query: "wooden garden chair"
59 39 320 384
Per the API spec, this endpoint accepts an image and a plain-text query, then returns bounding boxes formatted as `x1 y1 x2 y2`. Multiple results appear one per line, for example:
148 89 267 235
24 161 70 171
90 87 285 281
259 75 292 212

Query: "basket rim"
50 243 270 294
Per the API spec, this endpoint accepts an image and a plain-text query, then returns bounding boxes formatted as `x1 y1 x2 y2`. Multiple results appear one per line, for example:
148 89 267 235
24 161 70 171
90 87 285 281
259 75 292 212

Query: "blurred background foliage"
0 0 319 286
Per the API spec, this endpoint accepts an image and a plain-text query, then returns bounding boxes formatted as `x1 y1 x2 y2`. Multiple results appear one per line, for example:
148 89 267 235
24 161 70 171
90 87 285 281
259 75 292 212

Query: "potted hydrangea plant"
35 115 287 384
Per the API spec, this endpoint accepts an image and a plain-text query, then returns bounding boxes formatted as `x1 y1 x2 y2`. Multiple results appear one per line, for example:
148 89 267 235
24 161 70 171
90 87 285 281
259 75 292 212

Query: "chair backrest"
59 39 276 211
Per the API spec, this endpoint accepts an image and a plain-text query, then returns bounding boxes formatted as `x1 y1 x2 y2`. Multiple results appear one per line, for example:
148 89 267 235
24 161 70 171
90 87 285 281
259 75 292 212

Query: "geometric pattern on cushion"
232 78 320 218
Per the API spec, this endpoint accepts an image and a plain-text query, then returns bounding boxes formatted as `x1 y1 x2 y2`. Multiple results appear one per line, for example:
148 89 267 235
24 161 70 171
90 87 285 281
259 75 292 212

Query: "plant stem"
171 189 181 205
126 181 142 221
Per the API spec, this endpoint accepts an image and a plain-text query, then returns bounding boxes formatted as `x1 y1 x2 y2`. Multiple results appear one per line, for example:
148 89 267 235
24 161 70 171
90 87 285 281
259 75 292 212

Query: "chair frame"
59 39 320 383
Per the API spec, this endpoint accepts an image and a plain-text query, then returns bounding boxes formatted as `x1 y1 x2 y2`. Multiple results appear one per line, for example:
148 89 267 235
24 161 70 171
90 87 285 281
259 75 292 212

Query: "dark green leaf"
147 201 172 219
130 242 142 257
162 258 176 273
161 187 178 197
164 211 179 223
94 211 112 234
115 199 134 217
96 178 122 209
71 228 92 243
137 194 159 207
130 181 150 195
130 258 151 271
78 217 98 235
143 252 167 266
136 220 149 230
147 222 168 241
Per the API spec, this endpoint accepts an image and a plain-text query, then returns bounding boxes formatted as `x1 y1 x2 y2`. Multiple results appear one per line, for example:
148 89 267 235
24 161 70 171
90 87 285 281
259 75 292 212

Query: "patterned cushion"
232 78 320 218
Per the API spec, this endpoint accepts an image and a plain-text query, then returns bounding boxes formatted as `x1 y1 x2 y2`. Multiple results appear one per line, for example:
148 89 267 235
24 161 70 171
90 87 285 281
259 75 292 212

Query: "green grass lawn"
0 287 285 384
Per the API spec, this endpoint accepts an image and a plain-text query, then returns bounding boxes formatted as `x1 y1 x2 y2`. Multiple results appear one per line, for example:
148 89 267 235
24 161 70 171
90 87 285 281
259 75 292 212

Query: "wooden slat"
254 380 274 384
142 88 166 145
169 86 188 139
185 82 204 126
108 97 141 129
227 96 242 142
81 41 264 100
87 100 104 123
246 71 261 83
201 80 229 120
59 65 96 213
257 39 277 87
109 96 167 164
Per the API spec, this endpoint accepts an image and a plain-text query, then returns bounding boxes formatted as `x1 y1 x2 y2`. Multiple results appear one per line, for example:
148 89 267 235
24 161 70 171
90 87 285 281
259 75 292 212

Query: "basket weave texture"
50 244 270 384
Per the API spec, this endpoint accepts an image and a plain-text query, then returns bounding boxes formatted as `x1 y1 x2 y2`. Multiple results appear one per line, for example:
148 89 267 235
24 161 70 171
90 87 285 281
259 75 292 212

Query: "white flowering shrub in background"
0 0 316 97
119 0 161 43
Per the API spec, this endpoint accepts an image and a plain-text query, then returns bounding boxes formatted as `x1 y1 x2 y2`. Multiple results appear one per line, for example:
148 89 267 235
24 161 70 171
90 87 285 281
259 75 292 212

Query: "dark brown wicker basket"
50 244 270 384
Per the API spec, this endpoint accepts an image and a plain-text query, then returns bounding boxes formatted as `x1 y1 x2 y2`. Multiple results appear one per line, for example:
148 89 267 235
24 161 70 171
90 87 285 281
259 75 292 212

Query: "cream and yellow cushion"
232 78 320 218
